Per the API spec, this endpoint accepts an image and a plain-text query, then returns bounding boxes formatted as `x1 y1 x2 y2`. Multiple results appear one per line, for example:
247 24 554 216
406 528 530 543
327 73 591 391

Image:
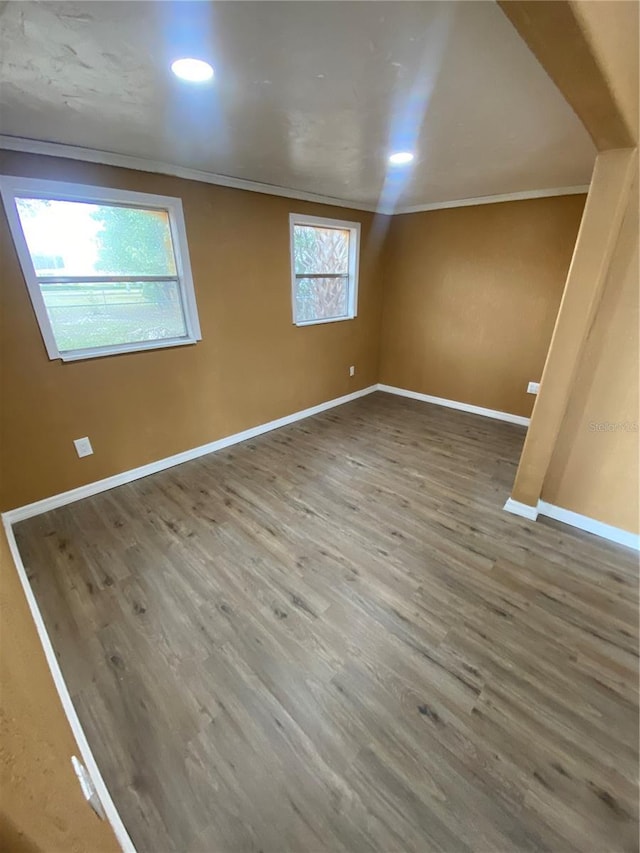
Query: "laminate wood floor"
15 392 639 853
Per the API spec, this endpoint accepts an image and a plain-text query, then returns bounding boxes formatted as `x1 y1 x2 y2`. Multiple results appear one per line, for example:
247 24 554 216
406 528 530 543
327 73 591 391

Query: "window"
289 213 360 326
0 176 201 361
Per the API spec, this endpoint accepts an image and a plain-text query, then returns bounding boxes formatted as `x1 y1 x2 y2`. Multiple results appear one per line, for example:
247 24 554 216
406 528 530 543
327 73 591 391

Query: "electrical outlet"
349 365 356 377
527 381 540 395
74 436 93 458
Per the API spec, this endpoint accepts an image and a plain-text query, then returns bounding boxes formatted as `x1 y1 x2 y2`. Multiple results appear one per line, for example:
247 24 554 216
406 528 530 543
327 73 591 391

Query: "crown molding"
393 184 590 215
0 134 381 214
0 134 589 216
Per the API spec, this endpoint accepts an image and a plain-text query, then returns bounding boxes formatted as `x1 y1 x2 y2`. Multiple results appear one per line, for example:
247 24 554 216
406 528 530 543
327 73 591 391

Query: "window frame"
0 175 202 362
289 212 360 327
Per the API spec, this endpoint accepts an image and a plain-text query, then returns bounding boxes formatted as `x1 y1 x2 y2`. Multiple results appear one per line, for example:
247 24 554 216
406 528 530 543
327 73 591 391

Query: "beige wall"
571 0 639 144
510 149 636 508
0 155 585 853
501 0 639 533
499 0 638 150
0 150 387 512
1 6 636 852
0 151 387 851
0 530 120 853
545 0 639 530
0 177 587 853
543 164 639 531
379 195 586 417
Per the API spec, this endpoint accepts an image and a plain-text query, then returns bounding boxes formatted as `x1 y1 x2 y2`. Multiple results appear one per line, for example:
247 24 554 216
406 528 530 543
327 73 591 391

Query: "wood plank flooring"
15 392 639 853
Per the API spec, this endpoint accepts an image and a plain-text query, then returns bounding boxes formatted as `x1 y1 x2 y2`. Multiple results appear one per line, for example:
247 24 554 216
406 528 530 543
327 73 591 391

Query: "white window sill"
59 336 199 362
293 315 356 328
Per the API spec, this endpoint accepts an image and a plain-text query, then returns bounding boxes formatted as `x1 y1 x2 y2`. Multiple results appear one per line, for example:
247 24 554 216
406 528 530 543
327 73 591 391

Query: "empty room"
1 1 638 852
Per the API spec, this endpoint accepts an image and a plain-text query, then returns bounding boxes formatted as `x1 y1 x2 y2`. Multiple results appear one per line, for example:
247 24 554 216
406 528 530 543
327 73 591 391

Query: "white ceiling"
0 1 596 211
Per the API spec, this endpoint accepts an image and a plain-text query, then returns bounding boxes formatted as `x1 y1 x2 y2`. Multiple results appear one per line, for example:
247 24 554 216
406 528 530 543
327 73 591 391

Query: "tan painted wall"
0 150 388 512
499 0 637 150
571 0 639 145
0 530 120 852
541 0 640 531
1 7 636 852
542 164 639 532
379 195 586 417
0 151 387 849
500 0 639 532
510 149 637 507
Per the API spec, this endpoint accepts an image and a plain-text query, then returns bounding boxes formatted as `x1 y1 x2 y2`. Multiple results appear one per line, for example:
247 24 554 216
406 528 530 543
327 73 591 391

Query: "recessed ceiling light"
389 151 414 165
171 58 214 83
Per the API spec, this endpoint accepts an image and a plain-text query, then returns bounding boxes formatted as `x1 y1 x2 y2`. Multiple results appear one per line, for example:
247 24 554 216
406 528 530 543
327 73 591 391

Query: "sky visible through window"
18 198 103 275
16 199 186 352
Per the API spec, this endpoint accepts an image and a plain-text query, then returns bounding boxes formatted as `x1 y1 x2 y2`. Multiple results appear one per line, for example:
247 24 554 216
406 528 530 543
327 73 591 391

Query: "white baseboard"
377 384 530 427
1 383 376 850
2 385 377 525
503 497 539 520
376 384 634 550
3 378 634 853
2 519 137 852
537 500 640 551
504 495 639 550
